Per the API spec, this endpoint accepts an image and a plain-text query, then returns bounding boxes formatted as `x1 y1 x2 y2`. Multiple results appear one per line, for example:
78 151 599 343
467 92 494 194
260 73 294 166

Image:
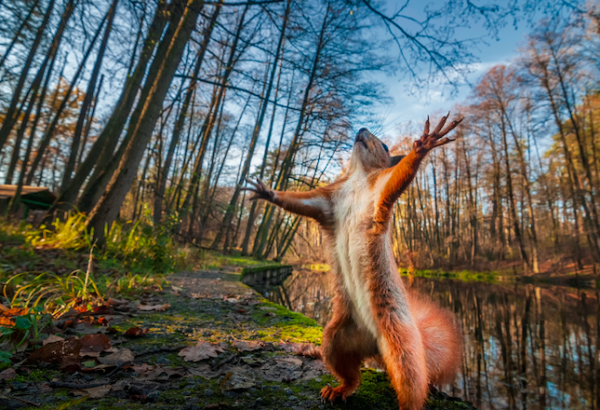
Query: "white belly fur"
333 171 379 337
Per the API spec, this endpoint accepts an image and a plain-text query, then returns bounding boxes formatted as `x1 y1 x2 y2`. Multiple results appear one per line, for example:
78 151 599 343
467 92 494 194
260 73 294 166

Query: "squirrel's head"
351 128 404 172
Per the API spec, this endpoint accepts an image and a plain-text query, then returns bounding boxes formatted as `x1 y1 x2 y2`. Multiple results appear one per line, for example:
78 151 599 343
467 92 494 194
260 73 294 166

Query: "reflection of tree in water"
409 278 598 410
271 270 599 410
268 269 335 326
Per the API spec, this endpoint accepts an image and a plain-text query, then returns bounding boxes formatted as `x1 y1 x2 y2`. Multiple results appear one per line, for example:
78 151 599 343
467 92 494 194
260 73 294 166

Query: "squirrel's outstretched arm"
374 114 463 226
242 179 331 223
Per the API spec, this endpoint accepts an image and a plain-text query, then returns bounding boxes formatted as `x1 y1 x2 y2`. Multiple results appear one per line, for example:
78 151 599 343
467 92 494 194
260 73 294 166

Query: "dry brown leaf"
178 341 224 362
131 364 155 375
124 327 148 337
80 334 111 357
98 348 134 367
232 340 263 352
221 367 256 391
28 337 82 364
59 356 82 373
0 368 17 381
43 335 65 346
275 357 303 370
137 303 170 311
72 384 111 398
1 307 29 317
0 316 14 327
80 363 114 372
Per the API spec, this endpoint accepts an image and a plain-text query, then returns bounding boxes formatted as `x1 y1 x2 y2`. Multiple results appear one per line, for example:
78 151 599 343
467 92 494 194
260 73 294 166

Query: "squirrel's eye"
382 143 389 152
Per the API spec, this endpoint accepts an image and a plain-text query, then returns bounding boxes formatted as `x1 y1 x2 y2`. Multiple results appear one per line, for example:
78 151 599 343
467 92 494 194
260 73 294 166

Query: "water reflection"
265 269 599 410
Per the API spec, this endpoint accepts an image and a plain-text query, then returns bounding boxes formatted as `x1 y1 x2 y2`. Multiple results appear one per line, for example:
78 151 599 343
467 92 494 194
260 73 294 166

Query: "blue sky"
367 0 536 139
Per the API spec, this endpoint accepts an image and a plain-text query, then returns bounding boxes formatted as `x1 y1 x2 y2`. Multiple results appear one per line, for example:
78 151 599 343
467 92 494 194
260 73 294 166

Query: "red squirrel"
244 114 464 410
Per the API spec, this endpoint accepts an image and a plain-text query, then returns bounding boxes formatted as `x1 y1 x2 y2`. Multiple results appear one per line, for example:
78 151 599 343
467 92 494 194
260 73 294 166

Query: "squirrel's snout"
356 128 371 146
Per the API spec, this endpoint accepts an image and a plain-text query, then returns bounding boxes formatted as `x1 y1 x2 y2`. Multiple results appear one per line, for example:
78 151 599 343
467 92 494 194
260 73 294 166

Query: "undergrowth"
27 209 189 273
0 211 186 315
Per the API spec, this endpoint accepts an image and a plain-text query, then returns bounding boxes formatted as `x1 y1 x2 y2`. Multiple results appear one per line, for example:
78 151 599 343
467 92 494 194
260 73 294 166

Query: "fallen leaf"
232 340 263 352
275 357 303 370
1 308 29 317
137 303 170 311
124 327 148 337
28 337 82 364
178 341 224 362
43 335 65 346
258 306 277 311
221 367 256 391
98 348 134 367
72 384 111 398
59 356 81 373
131 364 155 375
0 368 17 381
138 367 185 381
80 363 113 372
80 334 111 357
0 304 8 312
187 364 221 379
92 305 113 315
0 316 14 327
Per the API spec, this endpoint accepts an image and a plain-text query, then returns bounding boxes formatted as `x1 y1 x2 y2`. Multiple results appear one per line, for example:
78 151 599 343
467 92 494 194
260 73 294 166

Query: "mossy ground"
1 250 476 410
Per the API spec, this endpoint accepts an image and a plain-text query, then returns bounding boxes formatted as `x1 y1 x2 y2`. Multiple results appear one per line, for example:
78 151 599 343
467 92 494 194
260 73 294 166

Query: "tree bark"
0 0 56 151
61 0 118 191
26 4 106 185
86 0 205 244
240 0 290 255
153 3 221 227
52 0 169 212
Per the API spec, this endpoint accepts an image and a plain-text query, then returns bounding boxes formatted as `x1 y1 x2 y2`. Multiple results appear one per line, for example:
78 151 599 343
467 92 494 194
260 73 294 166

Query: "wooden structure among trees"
0 185 56 211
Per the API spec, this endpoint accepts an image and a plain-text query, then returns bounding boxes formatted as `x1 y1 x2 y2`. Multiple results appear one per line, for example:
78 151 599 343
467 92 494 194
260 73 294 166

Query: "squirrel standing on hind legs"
243 114 464 410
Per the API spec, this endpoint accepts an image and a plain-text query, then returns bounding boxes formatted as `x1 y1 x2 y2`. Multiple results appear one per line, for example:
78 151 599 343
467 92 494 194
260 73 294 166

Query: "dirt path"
0 270 476 410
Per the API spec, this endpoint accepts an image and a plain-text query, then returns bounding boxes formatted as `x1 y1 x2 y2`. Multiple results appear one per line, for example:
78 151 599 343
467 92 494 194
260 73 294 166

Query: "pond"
258 268 599 410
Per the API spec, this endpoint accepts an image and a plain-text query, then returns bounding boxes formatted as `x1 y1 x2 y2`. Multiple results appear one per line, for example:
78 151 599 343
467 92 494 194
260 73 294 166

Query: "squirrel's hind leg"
371 295 429 410
320 299 377 402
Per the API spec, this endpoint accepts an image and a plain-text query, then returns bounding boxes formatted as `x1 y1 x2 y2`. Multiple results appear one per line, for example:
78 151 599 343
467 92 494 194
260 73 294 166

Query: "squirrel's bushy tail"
409 293 463 385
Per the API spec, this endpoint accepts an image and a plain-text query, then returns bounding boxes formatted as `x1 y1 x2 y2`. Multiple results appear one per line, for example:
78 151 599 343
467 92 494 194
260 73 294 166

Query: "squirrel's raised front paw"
241 178 274 201
413 112 463 154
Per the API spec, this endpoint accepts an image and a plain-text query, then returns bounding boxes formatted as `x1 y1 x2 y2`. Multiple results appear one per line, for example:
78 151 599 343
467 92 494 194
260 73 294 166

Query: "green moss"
399 268 502 283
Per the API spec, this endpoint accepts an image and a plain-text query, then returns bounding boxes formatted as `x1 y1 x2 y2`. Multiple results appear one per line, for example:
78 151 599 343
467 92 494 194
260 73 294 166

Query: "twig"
49 381 108 389
134 345 186 359
0 395 40 407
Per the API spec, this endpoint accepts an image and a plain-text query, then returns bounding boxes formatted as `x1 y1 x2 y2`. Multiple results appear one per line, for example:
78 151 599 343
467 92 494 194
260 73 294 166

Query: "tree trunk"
240 0 291 255
0 0 42 74
179 5 249 232
153 3 220 227
52 0 169 212
61 0 118 191
26 4 106 185
86 0 205 244
0 0 57 151
77 74 104 171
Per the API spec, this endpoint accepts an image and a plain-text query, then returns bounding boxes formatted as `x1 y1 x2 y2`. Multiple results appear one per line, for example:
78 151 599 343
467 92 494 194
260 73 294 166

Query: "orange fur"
245 117 463 410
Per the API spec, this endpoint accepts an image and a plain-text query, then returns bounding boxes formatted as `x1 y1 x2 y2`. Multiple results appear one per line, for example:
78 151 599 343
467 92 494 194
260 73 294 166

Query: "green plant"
0 307 51 353
0 350 12 369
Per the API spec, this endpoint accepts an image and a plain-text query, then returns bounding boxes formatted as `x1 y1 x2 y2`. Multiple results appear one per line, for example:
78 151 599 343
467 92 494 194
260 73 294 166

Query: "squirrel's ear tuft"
389 155 405 167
